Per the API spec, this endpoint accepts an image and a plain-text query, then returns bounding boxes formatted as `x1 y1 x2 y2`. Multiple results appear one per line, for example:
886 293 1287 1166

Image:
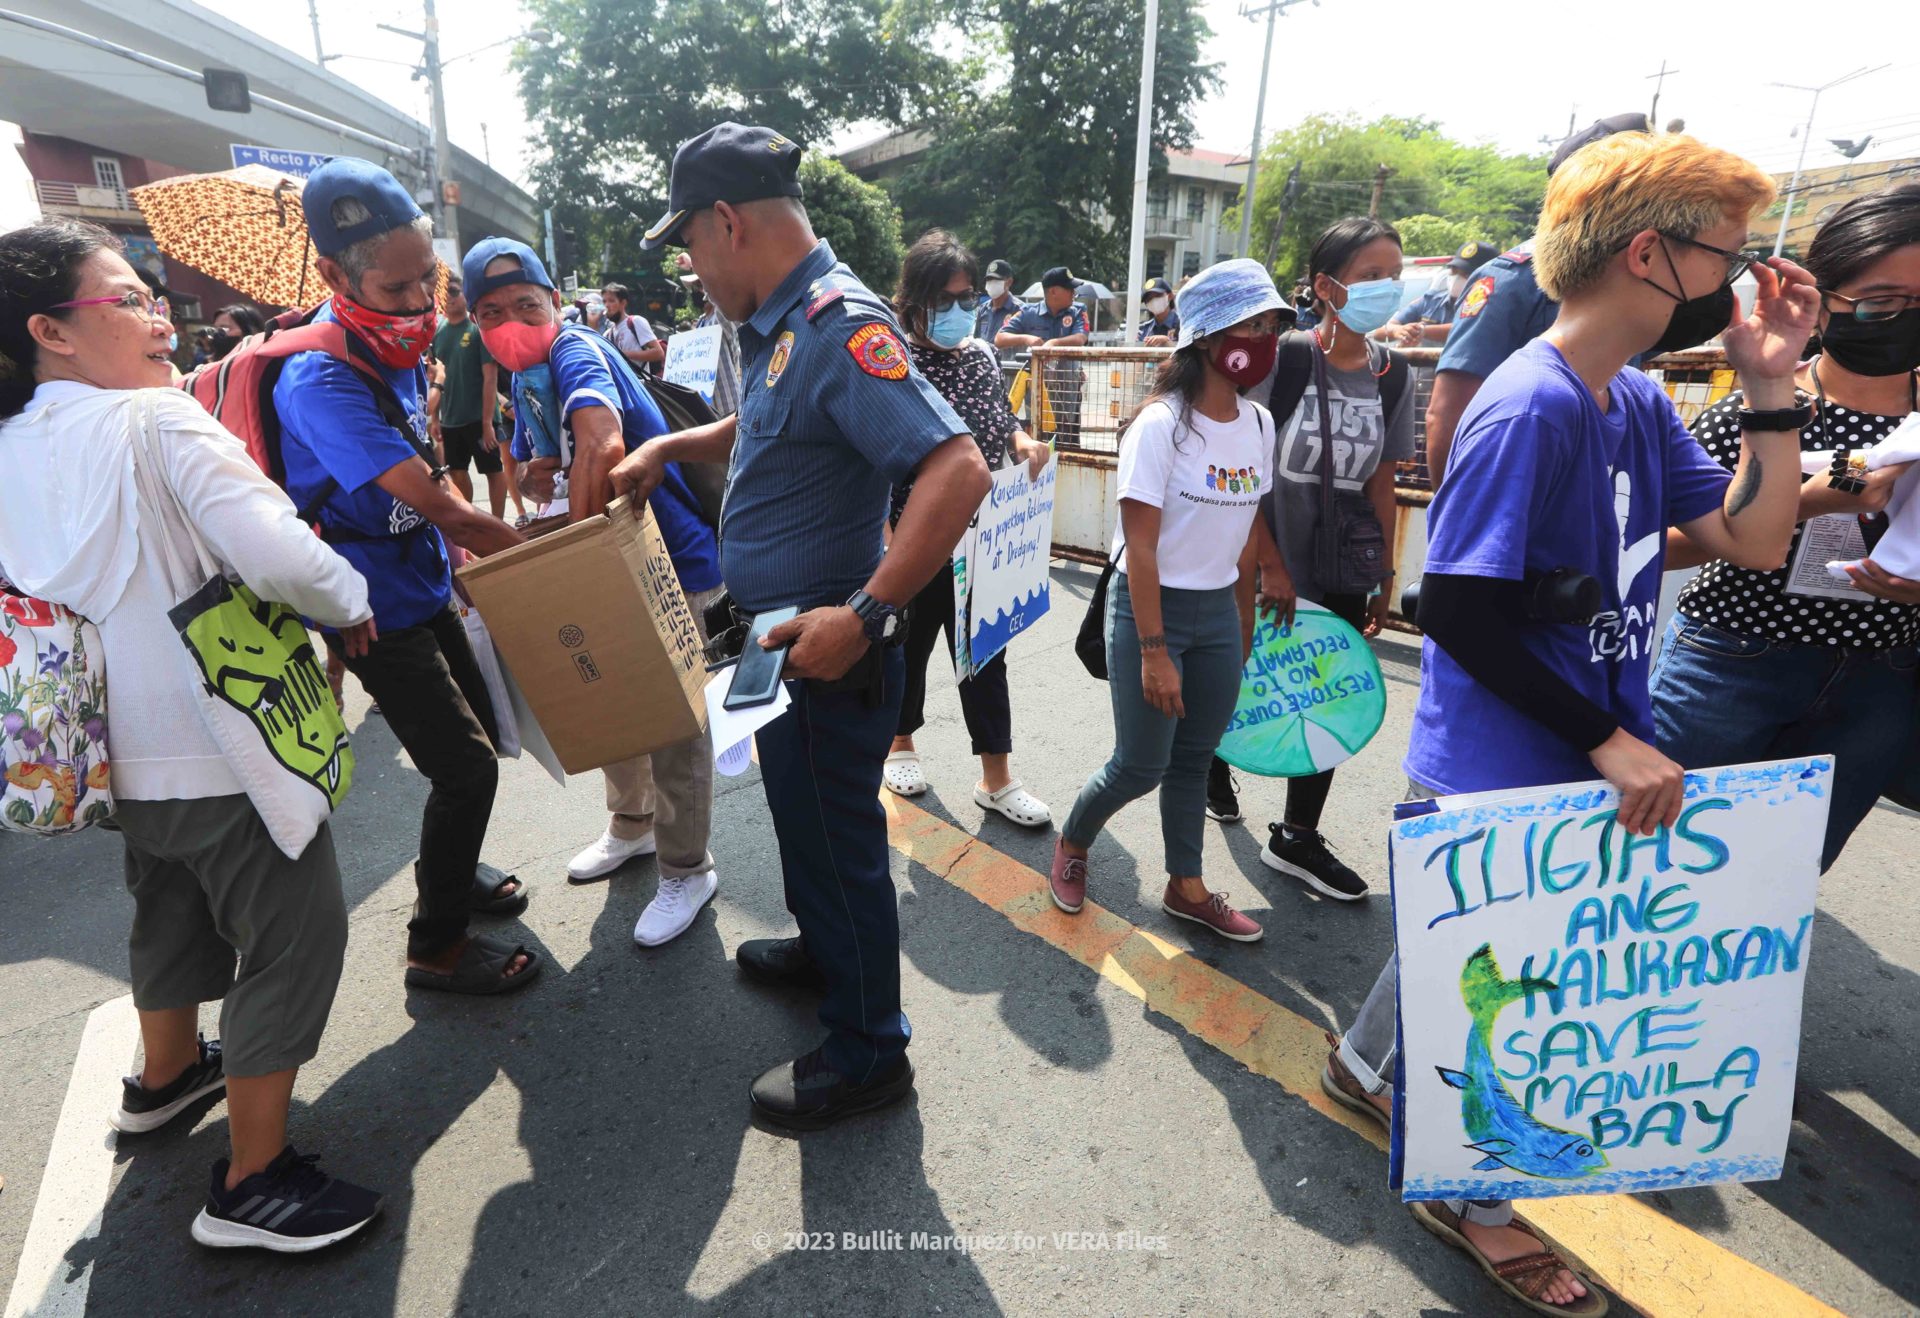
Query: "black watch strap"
1737 404 1813 432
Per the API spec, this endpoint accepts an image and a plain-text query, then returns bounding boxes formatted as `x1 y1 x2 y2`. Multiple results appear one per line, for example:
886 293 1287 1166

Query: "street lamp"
1769 65 1888 257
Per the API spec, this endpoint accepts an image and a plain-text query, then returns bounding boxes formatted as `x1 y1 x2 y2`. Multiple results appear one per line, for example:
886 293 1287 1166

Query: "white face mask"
1448 273 1469 299
1146 295 1171 316
985 279 1008 299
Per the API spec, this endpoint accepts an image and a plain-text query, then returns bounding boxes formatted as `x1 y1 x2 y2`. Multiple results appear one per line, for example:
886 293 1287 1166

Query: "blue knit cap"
1173 258 1284 348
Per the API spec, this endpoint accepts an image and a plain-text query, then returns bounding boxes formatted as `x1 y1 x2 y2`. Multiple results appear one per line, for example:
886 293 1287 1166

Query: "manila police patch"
846 323 910 380
1458 275 1497 320
766 331 795 387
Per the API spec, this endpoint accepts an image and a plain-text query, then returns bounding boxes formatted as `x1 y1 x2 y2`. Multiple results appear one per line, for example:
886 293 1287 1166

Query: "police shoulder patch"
1457 275 1497 320
846 322 910 380
805 285 846 321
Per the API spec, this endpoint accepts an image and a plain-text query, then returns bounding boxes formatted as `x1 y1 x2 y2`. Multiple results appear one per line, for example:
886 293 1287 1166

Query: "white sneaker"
634 870 719 947
567 827 657 882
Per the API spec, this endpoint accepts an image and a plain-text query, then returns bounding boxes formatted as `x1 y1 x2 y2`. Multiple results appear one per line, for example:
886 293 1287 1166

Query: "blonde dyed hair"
1533 134 1777 300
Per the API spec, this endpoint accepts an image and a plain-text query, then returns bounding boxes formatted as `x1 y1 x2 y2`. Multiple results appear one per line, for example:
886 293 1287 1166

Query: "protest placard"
662 325 723 402
1215 603 1385 778
964 462 1056 672
1389 757 1832 1203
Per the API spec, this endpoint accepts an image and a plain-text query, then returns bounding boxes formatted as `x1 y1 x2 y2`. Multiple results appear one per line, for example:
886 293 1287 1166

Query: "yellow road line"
884 794 1842 1318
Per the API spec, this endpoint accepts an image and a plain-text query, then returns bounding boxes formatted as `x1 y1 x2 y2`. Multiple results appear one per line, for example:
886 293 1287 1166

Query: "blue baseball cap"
461 237 555 303
302 157 424 258
642 122 804 250
1174 258 1284 348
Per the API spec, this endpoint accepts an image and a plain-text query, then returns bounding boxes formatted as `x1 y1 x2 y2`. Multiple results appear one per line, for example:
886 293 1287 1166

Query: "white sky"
4 0 1918 230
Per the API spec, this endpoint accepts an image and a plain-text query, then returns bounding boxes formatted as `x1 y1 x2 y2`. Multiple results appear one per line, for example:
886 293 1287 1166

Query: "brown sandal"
1320 1031 1389 1131
1410 1201 1608 1317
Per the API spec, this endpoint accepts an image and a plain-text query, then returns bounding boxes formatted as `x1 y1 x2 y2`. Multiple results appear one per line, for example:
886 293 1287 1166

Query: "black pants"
1282 592 1370 831
897 567 1013 756
326 604 498 958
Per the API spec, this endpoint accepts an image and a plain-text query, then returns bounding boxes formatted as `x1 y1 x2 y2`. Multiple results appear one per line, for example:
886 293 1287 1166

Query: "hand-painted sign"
1215 602 1385 778
229 145 332 177
962 461 1055 673
663 325 724 402
1389 757 1832 1202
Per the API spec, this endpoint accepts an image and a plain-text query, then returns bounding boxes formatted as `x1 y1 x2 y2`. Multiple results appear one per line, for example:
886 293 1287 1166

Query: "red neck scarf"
332 293 436 370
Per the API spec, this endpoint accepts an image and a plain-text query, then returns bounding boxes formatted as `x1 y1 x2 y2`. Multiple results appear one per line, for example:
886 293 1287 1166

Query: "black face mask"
208 329 238 361
1644 238 1736 356
1821 306 1920 377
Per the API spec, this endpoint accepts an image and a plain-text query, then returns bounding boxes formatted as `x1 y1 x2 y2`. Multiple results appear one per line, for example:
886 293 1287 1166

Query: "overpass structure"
0 0 539 247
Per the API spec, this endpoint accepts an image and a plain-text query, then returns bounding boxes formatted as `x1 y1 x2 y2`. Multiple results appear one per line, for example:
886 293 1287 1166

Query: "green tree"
515 0 953 276
1239 115 1548 283
799 155 907 292
888 0 1218 280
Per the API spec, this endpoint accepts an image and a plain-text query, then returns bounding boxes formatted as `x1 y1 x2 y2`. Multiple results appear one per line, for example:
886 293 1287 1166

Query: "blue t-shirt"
1436 247 1557 379
512 324 721 595
1405 340 1731 794
1004 302 1090 343
275 302 449 631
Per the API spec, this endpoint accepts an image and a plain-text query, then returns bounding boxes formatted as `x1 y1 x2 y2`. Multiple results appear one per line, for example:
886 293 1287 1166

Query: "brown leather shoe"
1320 1030 1389 1130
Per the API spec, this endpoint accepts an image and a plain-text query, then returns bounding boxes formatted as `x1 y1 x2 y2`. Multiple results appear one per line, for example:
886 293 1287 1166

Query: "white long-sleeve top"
0 383 371 800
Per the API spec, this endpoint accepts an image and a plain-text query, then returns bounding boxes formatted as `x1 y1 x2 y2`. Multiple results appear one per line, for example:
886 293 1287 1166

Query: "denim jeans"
1650 611 1919 872
1062 574 1242 877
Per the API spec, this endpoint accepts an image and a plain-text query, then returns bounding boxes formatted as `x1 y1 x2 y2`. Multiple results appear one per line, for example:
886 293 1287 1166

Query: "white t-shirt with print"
1112 396 1273 590
606 313 657 357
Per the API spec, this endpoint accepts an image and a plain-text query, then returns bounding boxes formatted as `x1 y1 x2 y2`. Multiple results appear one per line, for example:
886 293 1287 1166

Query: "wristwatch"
845 590 901 645
1827 448 1869 495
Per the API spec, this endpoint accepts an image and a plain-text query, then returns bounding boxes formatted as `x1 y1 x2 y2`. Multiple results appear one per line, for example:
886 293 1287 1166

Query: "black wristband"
1738 404 1813 432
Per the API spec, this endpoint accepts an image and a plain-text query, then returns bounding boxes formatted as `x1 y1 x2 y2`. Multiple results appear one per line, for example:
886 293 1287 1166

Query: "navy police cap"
642 123 805 250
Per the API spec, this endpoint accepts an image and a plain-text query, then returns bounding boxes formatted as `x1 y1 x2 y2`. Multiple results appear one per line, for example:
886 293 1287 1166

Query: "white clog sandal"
974 780 1052 828
884 751 929 797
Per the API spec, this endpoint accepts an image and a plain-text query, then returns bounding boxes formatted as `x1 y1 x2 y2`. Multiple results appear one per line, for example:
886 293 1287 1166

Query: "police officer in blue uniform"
615 123 991 1129
974 257 1028 350
1424 112 1651 484
1137 275 1180 344
1379 240 1498 346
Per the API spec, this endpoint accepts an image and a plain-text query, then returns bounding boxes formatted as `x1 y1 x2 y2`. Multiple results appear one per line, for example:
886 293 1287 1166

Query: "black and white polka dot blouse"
1675 388 1918 650
891 339 1017 524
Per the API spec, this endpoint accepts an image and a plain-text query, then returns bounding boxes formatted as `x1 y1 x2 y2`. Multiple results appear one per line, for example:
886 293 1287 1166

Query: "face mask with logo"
985 279 1008 299
1821 306 1920 377
1146 295 1171 317
927 301 974 350
333 293 437 369
1329 277 1403 335
482 318 561 373
1211 332 1279 390
1644 240 1735 356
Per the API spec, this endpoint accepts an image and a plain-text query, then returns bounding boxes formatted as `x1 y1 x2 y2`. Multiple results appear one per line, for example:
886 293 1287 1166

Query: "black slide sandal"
404 934 542 995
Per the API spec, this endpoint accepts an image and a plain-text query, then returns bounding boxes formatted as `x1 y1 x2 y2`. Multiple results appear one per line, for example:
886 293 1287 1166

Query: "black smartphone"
723 606 799 710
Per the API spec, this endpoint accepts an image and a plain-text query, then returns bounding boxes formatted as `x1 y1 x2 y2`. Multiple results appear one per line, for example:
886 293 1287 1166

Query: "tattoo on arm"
1138 633 1167 651
1727 456 1764 517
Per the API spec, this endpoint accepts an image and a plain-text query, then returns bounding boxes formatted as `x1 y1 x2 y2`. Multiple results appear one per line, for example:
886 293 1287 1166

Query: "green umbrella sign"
1217 603 1386 778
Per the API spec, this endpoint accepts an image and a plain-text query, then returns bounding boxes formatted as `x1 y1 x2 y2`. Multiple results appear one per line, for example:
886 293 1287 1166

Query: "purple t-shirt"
1406 340 1730 794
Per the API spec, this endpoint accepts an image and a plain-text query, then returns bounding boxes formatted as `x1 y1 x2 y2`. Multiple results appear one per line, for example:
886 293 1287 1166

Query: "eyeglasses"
1658 233 1764 289
48 288 170 323
929 291 979 314
1821 288 1920 323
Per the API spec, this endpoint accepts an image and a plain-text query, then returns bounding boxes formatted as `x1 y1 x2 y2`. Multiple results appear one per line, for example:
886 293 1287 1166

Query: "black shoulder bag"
1076 536 1122 680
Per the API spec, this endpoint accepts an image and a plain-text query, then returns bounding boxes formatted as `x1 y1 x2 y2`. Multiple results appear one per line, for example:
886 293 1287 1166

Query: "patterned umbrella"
130 165 326 309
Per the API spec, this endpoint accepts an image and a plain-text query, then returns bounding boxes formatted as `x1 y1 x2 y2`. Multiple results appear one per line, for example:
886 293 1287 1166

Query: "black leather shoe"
735 935 827 992
749 1047 914 1131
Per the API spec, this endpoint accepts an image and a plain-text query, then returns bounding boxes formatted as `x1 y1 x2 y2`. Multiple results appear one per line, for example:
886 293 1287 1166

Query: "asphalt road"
1 561 1915 1317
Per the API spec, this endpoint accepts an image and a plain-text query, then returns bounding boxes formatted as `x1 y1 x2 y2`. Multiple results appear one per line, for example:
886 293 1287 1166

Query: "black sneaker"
111 1036 225 1134
192 1146 382 1253
1262 824 1369 901
749 1047 915 1131
1206 756 1242 823
736 935 827 993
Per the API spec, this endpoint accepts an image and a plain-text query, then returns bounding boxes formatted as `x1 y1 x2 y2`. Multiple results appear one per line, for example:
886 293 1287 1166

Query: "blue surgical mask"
167 332 178 352
928 302 973 350
1331 277 1404 335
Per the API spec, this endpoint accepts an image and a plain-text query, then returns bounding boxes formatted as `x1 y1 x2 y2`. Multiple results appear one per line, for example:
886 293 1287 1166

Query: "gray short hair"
327 197 434 291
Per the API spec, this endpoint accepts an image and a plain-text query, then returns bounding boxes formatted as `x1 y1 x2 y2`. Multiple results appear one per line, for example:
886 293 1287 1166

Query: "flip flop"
1409 1202 1608 1317
883 751 928 798
404 933 542 996
973 779 1052 827
469 862 528 916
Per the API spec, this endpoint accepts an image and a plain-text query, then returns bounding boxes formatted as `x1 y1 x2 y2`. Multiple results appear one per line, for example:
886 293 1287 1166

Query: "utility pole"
1262 160 1300 268
1123 0 1159 337
1368 163 1392 220
1645 61 1679 128
1770 65 1887 256
1236 0 1314 259
380 2 459 250
480 121 491 167
307 0 326 64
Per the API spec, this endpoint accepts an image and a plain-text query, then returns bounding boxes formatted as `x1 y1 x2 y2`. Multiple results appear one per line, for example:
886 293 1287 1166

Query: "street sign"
229 144 332 178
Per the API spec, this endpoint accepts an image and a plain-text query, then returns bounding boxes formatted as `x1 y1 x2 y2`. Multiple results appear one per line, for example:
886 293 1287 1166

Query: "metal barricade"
1027 345 1168 454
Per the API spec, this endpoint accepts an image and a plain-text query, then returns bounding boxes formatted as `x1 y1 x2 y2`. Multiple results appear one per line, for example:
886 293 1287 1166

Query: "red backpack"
180 304 426 522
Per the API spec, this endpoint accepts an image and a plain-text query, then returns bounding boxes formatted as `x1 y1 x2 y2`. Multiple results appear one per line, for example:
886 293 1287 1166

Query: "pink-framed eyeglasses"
48 289 170 323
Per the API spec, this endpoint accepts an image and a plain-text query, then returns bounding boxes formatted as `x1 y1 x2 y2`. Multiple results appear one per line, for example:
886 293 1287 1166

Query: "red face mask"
1211 332 1279 390
332 293 436 370
481 319 560 373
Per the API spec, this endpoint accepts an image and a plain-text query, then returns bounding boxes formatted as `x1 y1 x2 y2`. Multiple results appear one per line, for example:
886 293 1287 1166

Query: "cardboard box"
456 497 707 773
